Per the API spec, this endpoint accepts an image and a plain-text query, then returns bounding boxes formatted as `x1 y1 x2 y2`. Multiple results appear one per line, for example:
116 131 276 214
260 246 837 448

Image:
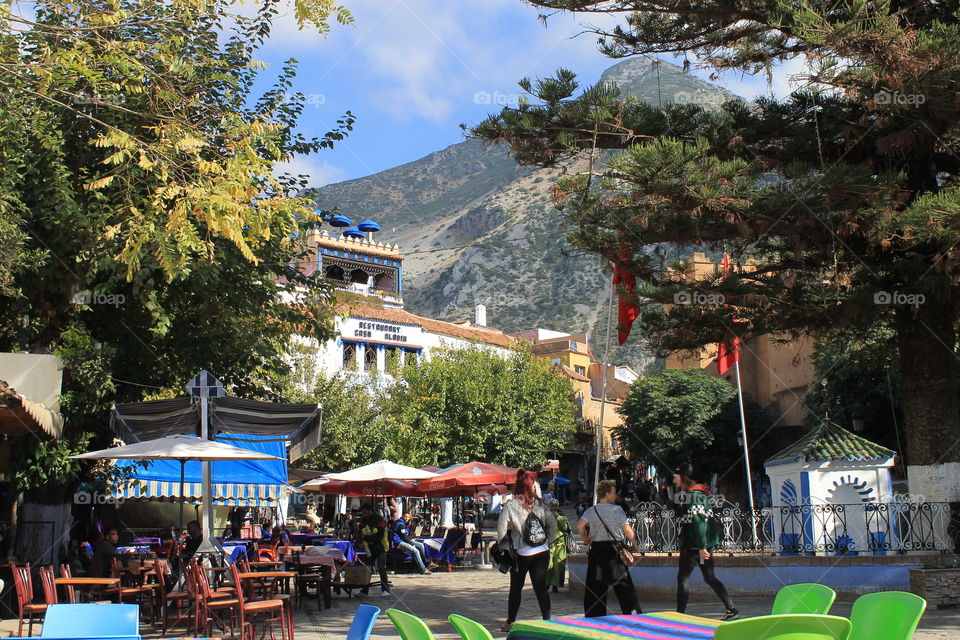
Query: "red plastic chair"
12 564 46 637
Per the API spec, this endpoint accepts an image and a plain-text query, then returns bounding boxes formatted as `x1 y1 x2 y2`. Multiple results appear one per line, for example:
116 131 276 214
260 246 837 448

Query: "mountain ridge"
308 58 745 371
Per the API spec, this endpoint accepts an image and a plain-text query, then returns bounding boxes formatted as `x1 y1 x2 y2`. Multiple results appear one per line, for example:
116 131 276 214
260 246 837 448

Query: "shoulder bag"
594 506 636 567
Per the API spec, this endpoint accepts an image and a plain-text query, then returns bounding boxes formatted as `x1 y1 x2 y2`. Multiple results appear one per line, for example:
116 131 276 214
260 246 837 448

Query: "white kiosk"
764 422 897 555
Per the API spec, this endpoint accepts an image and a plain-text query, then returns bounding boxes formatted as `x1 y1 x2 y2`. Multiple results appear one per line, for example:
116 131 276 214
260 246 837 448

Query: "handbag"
491 534 517 574
593 506 636 567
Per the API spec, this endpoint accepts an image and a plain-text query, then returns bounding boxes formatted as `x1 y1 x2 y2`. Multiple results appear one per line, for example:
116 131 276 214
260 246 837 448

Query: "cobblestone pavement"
3 568 956 638
290 568 960 640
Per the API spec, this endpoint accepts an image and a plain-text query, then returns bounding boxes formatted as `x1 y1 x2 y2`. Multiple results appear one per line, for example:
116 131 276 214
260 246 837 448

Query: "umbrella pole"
179 459 186 533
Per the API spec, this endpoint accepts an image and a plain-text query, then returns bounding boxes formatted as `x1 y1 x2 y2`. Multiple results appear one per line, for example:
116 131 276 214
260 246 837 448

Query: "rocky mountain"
308 58 743 371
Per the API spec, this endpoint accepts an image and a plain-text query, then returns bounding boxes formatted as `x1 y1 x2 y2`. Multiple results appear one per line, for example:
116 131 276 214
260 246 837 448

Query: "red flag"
716 337 740 375
613 263 639 345
715 252 739 374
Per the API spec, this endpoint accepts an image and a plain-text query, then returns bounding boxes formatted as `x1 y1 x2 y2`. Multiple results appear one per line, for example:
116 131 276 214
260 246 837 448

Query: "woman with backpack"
673 463 739 620
496 469 558 632
577 479 640 617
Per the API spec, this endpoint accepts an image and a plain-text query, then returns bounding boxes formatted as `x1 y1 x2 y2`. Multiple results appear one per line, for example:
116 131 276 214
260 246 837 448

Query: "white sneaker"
380 591 391 597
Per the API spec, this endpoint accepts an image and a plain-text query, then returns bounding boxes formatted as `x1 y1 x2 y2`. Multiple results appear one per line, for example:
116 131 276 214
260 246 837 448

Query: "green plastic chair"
449 614 495 640
387 608 436 640
848 591 926 640
714 614 851 640
772 583 838 615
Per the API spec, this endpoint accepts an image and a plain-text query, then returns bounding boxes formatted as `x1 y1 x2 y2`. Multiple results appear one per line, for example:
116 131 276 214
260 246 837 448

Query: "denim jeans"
397 540 430 570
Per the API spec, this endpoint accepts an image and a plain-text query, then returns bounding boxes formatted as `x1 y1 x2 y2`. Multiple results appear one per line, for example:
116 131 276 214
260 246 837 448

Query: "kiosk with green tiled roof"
764 422 896 556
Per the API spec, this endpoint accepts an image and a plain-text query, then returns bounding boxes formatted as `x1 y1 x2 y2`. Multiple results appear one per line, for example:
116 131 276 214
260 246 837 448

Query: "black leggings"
676 547 734 613
507 551 551 623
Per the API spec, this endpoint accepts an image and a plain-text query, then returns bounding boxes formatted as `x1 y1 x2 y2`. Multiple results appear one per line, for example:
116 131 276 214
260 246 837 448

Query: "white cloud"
274 156 348 186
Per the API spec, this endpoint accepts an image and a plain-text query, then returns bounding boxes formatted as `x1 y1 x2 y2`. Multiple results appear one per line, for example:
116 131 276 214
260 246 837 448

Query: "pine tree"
473 1 960 496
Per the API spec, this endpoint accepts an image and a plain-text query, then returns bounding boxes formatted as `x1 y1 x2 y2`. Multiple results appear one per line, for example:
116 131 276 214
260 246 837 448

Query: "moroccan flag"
716 337 740 375
715 252 739 374
613 262 639 345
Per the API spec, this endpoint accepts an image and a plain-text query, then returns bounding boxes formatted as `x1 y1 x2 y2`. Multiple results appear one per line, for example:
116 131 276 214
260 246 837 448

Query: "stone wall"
910 568 960 609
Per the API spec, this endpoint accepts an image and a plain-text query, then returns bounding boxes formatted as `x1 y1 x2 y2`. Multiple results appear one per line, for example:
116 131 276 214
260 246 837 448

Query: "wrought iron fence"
627 496 956 555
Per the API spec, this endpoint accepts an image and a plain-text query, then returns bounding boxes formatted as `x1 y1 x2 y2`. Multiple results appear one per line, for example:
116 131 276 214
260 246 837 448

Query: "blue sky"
259 1 802 186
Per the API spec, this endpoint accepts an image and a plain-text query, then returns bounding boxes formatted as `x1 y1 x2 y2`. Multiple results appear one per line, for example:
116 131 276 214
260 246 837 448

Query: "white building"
296 228 515 381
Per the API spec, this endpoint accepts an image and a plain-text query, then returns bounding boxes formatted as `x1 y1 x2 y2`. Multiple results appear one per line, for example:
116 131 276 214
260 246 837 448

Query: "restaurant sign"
353 320 410 344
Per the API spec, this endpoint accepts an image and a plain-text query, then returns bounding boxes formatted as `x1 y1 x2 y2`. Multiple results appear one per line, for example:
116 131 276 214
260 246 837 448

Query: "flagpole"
733 359 758 549
593 267 616 505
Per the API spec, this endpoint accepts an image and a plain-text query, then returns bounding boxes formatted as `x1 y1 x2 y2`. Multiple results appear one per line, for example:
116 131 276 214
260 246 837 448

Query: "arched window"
325 264 345 281
350 268 369 285
363 344 377 371
374 272 396 292
342 343 357 370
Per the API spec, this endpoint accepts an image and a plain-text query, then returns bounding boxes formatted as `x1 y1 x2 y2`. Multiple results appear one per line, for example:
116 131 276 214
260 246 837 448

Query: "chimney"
475 304 487 327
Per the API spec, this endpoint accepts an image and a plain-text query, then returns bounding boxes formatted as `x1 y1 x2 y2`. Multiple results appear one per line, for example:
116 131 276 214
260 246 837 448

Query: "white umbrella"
325 459 437 482
71 434 284 534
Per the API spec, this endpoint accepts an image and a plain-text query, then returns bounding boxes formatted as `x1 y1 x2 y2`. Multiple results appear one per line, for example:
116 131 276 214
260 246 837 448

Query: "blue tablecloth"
116 545 151 554
221 545 247 563
420 537 456 565
312 539 356 561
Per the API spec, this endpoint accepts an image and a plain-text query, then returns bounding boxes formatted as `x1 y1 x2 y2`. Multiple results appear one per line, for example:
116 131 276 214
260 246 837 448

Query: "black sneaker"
720 609 740 621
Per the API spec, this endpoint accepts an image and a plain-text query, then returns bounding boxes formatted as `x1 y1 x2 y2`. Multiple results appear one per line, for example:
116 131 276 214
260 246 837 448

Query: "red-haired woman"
496 469 558 632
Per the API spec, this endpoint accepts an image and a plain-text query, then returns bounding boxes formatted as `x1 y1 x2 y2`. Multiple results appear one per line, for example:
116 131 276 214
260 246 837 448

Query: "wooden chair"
230 563 289 640
56 565 77 603
38 566 58 605
191 563 239 638
106 557 158 623
12 564 46 637
153 559 190 635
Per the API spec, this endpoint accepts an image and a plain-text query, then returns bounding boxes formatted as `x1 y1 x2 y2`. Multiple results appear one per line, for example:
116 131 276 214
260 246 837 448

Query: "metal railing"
627 496 956 556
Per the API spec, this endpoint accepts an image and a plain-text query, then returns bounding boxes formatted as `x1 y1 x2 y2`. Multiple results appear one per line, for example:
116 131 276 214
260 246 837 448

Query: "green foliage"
0 0 349 419
615 368 735 467
295 348 577 470
8 433 92 494
295 373 392 471
803 323 903 455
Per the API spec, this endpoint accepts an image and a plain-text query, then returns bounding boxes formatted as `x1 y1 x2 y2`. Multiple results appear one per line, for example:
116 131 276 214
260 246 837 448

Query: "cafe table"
236 570 296 597
506 612 723 640
54 577 123 602
281 554 338 609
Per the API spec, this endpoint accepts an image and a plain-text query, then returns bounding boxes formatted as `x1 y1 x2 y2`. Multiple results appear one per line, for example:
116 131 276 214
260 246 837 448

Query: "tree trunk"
897 302 960 501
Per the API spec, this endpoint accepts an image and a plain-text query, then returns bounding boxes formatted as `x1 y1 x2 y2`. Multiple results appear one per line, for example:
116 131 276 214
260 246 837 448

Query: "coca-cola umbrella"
418 461 519 495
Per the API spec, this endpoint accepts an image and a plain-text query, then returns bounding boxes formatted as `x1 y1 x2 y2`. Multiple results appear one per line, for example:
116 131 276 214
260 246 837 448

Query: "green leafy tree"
0 0 350 418
803 324 903 458
294 373 393 471
294 348 577 470
0 1 352 558
388 348 576 468
615 368 735 468
473 1 960 481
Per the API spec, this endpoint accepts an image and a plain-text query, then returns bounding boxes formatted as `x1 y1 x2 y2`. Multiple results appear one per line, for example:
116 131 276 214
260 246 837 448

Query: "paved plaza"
289 568 960 640
2 566 958 638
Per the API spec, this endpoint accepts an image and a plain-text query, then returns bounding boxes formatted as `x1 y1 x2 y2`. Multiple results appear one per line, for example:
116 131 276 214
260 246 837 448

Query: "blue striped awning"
112 480 289 506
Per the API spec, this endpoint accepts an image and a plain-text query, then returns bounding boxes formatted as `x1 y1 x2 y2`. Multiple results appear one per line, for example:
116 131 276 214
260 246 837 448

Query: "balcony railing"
627 495 956 556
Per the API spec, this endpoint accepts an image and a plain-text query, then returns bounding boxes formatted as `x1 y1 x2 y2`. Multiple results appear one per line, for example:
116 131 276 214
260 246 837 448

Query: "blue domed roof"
342 227 365 238
328 214 353 228
357 219 381 232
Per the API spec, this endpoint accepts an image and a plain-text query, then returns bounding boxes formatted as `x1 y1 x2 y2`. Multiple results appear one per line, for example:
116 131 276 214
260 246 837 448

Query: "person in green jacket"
547 499 570 592
673 464 739 620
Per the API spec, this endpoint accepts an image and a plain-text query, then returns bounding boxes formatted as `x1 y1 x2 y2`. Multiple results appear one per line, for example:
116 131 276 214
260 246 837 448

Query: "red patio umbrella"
418 461 519 495
305 478 423 497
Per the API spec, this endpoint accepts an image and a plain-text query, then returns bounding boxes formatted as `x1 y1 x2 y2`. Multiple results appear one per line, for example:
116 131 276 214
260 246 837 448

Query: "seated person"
392 513 436 575
90 528 119 577
182 520 203 563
